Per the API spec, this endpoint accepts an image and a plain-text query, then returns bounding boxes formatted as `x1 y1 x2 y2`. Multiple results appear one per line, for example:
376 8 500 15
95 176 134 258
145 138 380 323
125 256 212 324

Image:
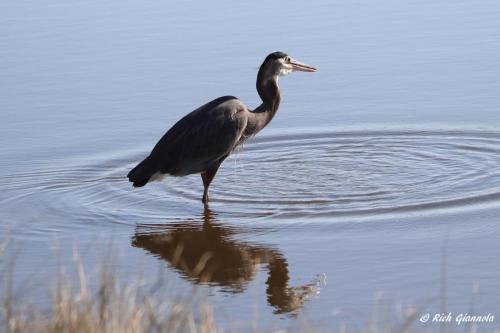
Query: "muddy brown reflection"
131 207 320 314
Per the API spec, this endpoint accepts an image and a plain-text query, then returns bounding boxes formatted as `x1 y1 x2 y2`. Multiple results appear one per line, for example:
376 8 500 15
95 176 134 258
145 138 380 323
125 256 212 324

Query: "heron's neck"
247 75 281 136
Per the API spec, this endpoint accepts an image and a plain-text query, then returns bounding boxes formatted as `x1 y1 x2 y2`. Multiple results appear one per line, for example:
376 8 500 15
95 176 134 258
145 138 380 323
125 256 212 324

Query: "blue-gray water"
1 0 500 331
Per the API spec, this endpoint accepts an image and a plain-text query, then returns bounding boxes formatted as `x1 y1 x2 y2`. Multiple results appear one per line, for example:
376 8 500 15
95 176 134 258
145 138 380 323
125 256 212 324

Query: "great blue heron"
127 51 316 203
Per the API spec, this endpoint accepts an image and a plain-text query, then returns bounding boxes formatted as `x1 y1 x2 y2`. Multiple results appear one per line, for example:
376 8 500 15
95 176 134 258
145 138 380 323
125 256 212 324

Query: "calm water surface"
1 0 500 331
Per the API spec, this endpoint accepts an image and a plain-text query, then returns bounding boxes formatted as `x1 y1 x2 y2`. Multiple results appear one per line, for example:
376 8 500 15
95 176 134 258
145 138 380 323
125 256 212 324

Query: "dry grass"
0 244 423 333
1 242 224 333
1 238 494 333
5 287 221 333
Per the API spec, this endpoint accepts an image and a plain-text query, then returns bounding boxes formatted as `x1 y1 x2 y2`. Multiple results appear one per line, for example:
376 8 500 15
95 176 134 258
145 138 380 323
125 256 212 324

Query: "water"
1 0 500 331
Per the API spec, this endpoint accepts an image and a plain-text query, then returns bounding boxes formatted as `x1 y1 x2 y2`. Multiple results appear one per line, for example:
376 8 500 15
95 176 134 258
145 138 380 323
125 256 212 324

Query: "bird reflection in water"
131 207 322 314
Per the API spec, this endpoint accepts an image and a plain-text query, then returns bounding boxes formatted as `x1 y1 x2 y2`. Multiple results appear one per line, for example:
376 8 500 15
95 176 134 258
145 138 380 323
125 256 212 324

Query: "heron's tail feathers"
127 157 159 187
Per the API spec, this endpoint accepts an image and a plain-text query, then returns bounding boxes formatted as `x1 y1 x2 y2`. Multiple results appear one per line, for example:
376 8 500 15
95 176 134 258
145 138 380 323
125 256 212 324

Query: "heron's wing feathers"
149 96 247 176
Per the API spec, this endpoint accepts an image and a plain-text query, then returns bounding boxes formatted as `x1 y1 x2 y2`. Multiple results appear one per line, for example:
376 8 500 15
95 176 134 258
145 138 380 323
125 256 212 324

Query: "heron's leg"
201 167 218 203
200 157 227 203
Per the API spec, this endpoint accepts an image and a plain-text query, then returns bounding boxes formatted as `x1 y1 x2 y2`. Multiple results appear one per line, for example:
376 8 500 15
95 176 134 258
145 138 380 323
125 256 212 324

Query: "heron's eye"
284 57 290 62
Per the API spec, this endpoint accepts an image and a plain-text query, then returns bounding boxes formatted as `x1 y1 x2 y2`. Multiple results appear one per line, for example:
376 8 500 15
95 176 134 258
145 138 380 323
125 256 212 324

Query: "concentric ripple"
169 130 500 217
2 130 500 230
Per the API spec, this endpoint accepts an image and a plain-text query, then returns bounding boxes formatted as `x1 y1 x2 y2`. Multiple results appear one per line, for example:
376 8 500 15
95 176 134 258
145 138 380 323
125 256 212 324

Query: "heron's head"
259 51 316 80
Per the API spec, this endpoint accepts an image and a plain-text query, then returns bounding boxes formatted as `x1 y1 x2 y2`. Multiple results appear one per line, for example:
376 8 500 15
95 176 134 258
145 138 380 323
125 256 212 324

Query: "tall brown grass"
1 238 493 333
1 241 226 333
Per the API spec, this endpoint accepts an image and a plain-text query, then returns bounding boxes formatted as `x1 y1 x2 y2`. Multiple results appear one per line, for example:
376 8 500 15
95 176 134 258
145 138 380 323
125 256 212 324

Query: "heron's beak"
290 58 316 72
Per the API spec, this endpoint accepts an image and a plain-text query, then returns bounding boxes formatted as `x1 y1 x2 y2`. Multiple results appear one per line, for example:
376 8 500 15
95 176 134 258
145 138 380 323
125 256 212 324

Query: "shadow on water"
131 206 321 314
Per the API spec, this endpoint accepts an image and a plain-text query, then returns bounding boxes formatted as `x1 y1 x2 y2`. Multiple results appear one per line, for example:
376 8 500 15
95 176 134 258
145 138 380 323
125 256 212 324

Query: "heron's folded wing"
148 97 247 175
